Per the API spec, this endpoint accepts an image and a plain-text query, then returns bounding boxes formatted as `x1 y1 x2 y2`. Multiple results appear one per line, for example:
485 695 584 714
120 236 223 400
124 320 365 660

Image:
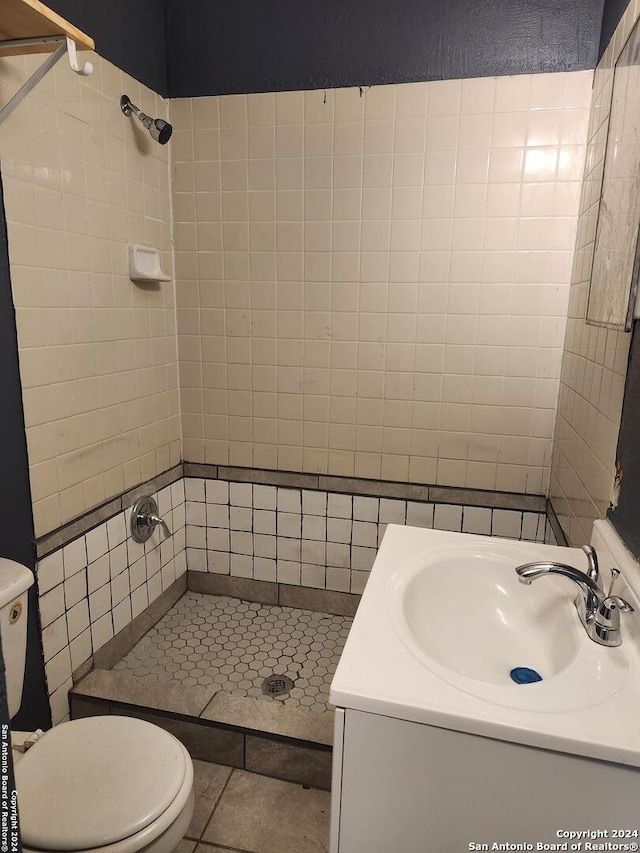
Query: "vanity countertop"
330 522 640 767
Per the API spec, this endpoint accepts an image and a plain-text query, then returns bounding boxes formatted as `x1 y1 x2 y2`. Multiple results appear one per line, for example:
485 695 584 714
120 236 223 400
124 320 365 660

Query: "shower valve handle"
149 513 171 539
130 495 172 543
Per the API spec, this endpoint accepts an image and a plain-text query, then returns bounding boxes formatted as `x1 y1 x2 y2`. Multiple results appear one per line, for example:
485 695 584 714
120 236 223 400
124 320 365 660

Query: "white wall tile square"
327 517 352 543
45 648 72 695
253 556 276 581
91 613 114 653
207 480 230 504
87 555 110 594
39 586 65 629
69 629 92 672
131 585 150 618
462 506 493 536
328 493 353 518
64 570 87 610
492 509 523 539
379 498 407 524
433 504 463 532
277 560 301 585
37 551 64 594
406 501 434 528
62 539 86 579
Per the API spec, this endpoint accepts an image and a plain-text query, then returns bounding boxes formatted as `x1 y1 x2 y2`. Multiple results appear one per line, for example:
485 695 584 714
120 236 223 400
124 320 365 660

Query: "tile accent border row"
185 464 547 513
37 461 551 560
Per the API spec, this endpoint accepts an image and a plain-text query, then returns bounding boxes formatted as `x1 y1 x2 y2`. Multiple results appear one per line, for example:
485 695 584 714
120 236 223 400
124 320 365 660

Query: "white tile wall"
0 37 618 559
184 477 554 595
171 72 592 495
0 52 180 537
36 480 186 724
0 55 597 545
550 3 639 546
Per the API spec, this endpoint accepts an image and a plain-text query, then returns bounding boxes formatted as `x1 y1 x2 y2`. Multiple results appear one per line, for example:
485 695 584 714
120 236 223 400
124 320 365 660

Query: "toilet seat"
15 716 194 853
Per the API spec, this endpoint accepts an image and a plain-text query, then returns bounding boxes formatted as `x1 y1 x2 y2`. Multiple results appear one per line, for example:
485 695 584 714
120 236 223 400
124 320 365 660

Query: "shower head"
120 94 173 145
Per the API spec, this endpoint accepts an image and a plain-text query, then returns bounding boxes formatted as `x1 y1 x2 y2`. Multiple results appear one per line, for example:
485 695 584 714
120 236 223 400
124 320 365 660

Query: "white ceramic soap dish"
128 244 171 283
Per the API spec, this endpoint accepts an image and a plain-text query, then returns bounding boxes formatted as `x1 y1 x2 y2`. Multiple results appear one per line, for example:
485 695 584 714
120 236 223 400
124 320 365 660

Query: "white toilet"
0 558 194 853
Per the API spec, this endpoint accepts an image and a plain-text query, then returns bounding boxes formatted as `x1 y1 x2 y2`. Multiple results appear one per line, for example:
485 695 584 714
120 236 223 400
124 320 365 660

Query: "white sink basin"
395 544 578 684
331 524 640 767
388 538 628 711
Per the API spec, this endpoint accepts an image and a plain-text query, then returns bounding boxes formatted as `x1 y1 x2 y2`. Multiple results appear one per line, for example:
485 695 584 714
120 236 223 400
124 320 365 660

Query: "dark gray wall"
46 0 168 96
45 0 607 99
600 0 632 57
0 178 50 732
165 0 606 97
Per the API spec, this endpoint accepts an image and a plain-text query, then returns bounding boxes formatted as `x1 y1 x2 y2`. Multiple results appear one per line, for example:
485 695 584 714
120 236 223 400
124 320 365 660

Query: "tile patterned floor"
176 760 330 853
113 593 352 714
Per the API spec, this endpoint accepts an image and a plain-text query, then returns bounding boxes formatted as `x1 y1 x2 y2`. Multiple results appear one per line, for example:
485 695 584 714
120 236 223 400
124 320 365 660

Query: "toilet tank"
0 560 33 718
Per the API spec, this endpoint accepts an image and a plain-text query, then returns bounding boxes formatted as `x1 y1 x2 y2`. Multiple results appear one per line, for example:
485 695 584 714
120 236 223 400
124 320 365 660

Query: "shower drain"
261 674 294 697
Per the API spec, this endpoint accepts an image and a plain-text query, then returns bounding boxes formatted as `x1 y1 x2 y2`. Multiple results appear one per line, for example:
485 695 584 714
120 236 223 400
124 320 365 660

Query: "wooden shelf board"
0 0 94 56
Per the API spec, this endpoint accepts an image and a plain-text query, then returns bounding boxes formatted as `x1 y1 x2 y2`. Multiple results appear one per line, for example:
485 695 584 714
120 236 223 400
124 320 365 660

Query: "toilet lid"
15 716 189 851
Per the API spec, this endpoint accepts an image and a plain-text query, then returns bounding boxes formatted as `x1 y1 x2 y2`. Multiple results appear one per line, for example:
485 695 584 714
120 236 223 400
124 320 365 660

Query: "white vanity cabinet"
330 708 640 853
329 524 640 853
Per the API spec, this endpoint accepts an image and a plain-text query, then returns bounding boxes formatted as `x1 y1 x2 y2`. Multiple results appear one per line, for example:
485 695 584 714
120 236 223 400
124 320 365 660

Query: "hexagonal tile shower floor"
112 592 353 714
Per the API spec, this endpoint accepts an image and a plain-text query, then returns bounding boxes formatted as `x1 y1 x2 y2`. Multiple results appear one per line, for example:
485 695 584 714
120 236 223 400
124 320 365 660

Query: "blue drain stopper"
510 667 543 684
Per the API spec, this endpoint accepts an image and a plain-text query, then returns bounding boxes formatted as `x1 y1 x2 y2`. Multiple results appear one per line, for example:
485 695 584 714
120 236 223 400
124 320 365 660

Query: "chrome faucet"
515 545 634 647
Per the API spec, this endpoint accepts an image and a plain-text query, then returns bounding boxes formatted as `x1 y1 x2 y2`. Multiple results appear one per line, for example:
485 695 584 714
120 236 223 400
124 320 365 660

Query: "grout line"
192 840 254 853
199 766 237 843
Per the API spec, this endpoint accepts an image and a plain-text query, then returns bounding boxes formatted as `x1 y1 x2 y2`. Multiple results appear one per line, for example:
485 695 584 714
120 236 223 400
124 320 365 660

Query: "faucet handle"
607 595 635 614
594 594 635 646
599 569 634 622
606 567 621 598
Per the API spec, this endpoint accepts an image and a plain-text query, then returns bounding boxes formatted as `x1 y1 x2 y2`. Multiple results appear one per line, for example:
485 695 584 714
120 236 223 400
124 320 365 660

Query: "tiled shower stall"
35 465 556 724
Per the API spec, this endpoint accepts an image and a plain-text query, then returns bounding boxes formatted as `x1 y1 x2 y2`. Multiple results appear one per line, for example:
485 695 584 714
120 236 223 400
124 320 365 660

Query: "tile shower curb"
71 674 333 789
37 462 553 559
70 585 348 790
72 671 333 746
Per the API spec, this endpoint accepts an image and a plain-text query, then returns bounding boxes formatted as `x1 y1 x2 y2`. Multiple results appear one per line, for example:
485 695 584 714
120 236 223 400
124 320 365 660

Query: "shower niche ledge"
128 244 172 284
